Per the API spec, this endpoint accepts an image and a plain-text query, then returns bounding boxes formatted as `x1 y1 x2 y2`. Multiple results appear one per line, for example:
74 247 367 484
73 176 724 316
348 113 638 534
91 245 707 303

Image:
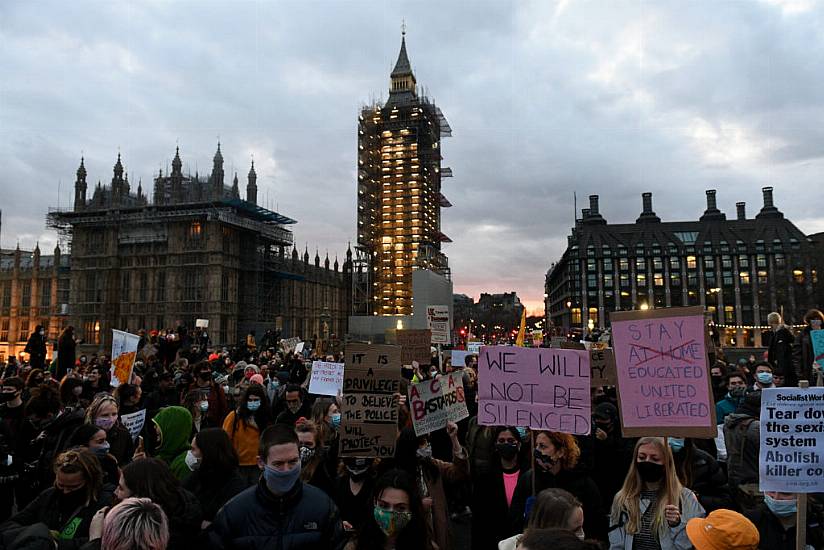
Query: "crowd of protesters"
0 309 821 550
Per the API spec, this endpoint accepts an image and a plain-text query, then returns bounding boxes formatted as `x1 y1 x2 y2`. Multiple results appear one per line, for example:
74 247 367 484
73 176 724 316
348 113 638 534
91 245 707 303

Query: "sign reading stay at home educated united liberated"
610 306 716 438
339 344 401 458
759 387 824 493
478 346 591 436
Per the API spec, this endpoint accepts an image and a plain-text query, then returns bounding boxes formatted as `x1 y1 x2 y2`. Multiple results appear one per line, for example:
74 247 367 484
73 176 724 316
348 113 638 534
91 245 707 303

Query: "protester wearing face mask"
275 384 311 425
150 405 193 480
67 423 119 486
116 458 202 550
84 394 133 466
710 363 728 403
0 377 26 521
208 424 345 549
181 428 246 527
716 373 748 424
609 437 705 550
667 437 730 512
335 457 376 533
182 388 219 434
510 431 606 541
223 383 273 486
499 488 586 550
295 418 337 497
24 324 48 371
185 362 229 426
752 363 775 391
0 448 113 550
744 490 824 549
472 426 527 550
344 468 435 550
394 421 468 550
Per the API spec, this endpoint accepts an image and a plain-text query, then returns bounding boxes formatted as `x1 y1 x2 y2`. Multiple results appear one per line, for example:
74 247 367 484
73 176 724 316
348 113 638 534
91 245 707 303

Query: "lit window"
687 256 697 269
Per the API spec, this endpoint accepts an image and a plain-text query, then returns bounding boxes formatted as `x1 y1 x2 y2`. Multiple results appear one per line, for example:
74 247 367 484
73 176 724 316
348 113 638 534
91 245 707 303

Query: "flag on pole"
515 308 527 347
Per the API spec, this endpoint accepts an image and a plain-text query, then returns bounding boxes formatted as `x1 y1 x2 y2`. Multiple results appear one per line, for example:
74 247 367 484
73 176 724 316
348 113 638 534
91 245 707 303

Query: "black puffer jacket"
164 487 204 550
206 479 345 550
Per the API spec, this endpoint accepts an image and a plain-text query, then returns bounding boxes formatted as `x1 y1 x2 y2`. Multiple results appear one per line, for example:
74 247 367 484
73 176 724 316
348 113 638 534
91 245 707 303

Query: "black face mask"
0 392 17 403
636 461 664 483
496 442 519 460
711 375 724 386
534 448 555 469
347 466 370 481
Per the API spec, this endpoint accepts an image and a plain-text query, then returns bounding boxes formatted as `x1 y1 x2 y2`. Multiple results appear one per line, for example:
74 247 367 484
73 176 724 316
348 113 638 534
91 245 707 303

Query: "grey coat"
608 487 705 550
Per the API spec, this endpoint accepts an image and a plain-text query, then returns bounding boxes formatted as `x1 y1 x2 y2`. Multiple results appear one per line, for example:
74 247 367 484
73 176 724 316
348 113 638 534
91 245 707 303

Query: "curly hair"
534 431 581 471
53 448 103 504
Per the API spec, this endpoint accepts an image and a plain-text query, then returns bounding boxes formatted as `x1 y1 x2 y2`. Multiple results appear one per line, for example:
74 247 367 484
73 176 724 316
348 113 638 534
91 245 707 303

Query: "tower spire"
388 25 416 102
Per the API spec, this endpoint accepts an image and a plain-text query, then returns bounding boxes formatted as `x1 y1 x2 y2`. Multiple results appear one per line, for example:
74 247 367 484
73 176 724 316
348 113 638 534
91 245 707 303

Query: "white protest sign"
111 330 140 388
426 305 451 345
195 319 209 328
759 387 824 492
408 372 469 436
295 342 305 354
467 341 482 354
280 337 301 353
120 409 147 442
309 361 345 396
451 350 476 370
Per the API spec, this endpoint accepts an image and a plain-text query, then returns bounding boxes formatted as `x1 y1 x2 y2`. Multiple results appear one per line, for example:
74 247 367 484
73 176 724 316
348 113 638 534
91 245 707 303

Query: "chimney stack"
736 202 746 221
589 195 599 215
706 190 717 211
637 192 661 223
762 186 774 208
581 208 591 219
642 192 653 214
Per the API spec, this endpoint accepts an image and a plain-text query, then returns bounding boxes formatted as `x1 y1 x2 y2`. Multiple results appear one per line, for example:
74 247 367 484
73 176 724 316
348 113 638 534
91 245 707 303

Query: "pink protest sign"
610 306 716 438
478 346 591 435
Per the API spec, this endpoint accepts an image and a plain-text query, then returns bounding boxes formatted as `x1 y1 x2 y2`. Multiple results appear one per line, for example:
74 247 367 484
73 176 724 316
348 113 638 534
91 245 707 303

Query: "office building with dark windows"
545 188 819 347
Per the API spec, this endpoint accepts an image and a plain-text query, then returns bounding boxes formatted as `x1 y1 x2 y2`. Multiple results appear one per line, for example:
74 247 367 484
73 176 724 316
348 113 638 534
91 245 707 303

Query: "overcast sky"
2 0 824 314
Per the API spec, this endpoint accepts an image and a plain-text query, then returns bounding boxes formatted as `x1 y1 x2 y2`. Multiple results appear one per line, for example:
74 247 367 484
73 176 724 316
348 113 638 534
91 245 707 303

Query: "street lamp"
639 302 650 311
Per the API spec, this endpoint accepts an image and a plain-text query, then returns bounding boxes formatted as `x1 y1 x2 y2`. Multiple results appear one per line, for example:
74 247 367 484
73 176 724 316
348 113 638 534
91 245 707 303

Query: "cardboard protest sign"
120 409 146 442
759 387 824 492
590 348 617 387
408 373 469 436
308 361 345 396
478 346 591 435
811 330 824 372
111 330 140 388
426 305 451 345
610 306 716 438
397 329 432 365
339 344 401 458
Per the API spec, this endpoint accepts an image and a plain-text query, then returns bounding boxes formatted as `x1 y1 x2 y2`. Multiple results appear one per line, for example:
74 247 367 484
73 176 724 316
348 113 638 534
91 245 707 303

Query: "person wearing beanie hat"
687 509 758 550
249 374 264 386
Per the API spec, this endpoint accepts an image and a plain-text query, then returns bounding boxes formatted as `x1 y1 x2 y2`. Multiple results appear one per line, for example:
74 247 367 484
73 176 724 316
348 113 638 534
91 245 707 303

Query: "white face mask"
184 450 201 471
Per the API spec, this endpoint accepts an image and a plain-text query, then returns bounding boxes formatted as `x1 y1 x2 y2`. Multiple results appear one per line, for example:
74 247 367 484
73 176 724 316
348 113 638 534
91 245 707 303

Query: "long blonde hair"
610 437 683 536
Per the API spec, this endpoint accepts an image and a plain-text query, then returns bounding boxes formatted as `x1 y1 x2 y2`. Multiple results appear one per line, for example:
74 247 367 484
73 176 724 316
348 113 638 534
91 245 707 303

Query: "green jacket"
153 406 192 480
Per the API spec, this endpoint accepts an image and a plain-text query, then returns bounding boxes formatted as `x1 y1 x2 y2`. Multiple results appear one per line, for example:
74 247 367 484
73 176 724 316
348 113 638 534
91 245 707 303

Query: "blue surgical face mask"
668 437 685 453
330 413 341 429
765 494 797 517
757 372 774 385
247 400 261 412
263 462 301 495
92 442 110 457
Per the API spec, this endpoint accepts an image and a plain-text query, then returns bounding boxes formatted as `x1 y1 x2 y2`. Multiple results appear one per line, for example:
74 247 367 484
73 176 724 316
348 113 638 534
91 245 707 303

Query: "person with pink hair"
87 497 169 550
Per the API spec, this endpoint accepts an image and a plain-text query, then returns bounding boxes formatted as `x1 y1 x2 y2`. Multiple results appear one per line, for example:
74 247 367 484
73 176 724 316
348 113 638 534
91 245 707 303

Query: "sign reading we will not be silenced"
409 372 469 436
478 346 591 435
339 344 401 458
759 387 824 492
610 306 716 438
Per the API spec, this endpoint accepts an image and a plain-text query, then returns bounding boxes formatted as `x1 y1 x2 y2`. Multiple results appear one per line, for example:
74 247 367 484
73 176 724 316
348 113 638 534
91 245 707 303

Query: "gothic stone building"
545 188 818 348
0 245 70 363
48 146 350 352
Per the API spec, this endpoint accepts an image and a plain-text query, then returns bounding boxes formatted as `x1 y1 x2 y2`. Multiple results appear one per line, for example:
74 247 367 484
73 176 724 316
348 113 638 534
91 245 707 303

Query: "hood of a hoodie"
153 406 192 465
